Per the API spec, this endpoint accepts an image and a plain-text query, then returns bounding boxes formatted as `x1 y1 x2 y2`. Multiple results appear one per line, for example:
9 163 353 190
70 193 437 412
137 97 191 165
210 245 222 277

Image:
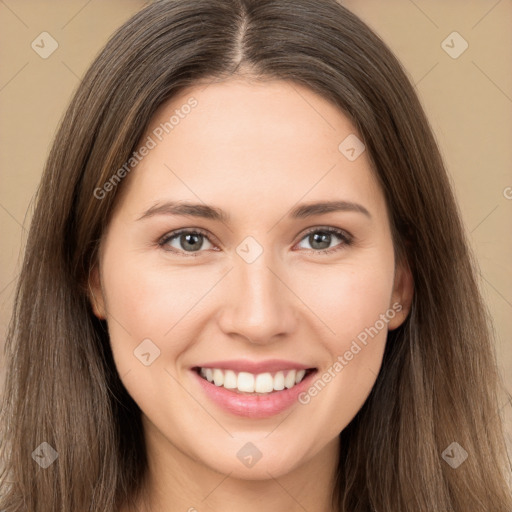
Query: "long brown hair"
1 0 511 510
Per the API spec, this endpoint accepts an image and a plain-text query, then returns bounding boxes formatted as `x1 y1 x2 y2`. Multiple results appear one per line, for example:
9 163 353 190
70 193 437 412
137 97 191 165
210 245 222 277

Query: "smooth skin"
89 78 414 512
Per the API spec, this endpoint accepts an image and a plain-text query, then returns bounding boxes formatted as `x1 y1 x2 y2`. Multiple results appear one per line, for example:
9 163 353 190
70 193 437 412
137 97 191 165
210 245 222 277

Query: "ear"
88 265 106 320
387 257 414 330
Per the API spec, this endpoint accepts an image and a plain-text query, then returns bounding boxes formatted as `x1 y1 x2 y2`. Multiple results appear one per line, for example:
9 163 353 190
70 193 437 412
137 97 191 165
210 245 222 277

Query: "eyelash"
157 226 353 258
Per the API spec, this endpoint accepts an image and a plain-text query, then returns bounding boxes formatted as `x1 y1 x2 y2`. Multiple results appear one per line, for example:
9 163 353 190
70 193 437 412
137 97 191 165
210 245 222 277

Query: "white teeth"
284 370 296 389
273 371 285 391
255 373 274 393
223 370 237 389
213 369 224 386
237 372 255 392
198 367 310 394
295 369 306 384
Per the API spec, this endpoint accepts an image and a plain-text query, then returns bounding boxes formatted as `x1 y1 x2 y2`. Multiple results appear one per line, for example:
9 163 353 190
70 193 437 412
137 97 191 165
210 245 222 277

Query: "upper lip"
193 359 315 374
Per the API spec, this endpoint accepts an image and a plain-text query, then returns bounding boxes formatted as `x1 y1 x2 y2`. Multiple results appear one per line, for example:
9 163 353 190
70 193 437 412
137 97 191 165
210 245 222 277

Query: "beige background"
1 0 511 442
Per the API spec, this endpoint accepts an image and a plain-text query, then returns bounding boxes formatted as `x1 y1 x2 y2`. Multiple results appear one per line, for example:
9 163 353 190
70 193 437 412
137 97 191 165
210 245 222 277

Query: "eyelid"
296 225 353 244
292 225 353 253
157 227 221 256
158 227 217 246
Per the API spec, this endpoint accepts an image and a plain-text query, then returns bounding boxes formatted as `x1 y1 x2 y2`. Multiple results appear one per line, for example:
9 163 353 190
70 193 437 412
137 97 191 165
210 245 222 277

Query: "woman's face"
90 78 412 480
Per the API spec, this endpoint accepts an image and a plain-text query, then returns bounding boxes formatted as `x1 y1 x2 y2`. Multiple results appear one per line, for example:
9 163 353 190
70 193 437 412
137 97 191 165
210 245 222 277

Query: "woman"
1 0 511 510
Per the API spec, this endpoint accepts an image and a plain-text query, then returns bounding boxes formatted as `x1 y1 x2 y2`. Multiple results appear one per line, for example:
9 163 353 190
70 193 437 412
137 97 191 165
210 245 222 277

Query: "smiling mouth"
193 367 317 395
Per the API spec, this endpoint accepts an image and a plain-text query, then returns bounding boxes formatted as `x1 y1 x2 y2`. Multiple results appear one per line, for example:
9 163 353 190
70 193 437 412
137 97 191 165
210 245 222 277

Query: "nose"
217 252 298 346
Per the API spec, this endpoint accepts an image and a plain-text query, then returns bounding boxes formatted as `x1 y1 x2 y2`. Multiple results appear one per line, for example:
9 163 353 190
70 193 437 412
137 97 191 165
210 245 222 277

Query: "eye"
158 229 215 256
158 226 353 257
295 227 353 254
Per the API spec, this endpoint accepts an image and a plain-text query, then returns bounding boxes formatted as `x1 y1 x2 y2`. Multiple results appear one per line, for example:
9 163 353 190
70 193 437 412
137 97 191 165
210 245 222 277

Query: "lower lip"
192 369 317 419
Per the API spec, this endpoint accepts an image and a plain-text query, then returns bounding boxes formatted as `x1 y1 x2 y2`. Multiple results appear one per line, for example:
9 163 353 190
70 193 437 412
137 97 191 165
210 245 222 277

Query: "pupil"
311 232 330 250
181 233 202 251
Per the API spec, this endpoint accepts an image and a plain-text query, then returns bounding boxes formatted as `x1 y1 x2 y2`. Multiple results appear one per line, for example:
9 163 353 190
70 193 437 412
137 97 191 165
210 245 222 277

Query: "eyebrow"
137 199 372 222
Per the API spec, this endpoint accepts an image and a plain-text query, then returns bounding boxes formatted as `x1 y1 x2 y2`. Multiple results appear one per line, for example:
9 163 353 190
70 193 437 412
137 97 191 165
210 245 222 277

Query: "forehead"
115 78 384 220
149 77 355 162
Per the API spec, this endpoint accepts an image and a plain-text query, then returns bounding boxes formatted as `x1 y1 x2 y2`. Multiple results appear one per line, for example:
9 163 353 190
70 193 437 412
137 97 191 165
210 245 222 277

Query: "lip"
191 363 317 419
194 359 312 374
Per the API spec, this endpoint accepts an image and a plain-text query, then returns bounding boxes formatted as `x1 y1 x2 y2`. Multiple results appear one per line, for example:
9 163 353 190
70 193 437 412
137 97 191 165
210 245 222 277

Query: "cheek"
293 254 395 430
99 249 205 374
293 254 395 346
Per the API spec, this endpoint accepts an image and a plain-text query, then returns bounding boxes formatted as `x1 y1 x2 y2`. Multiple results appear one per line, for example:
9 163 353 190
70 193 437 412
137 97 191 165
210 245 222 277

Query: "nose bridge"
218 246 296 343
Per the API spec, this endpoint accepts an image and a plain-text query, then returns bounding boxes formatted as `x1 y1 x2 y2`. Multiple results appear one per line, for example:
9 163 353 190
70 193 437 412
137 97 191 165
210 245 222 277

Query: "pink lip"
194 359 313 374
191 366 317 419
